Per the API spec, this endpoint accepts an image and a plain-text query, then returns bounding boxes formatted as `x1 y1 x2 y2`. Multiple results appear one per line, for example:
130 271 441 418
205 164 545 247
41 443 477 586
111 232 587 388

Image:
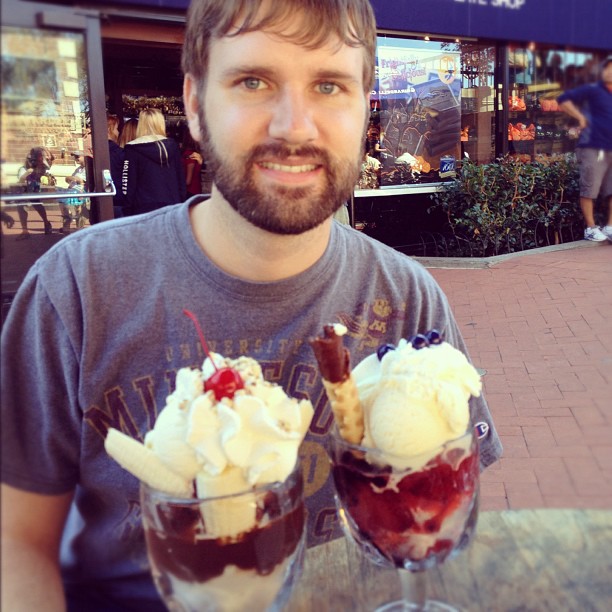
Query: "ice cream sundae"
310 325 480 568
106 310 313 610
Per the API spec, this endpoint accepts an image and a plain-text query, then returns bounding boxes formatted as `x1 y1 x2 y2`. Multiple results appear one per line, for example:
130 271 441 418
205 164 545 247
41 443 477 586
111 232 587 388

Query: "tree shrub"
428 154 582 257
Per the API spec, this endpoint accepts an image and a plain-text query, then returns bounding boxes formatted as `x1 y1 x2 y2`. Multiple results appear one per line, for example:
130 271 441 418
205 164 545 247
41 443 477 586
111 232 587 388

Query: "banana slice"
196 466 256 538
105 428 192 498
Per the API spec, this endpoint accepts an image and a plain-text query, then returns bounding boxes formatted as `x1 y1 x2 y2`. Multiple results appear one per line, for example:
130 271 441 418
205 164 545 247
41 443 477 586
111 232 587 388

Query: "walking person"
558 56 612 242
15 147 54 239
60 151 88 233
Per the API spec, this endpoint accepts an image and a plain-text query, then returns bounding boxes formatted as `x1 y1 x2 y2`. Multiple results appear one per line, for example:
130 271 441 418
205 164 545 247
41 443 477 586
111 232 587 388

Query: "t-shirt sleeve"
1 263 82 494
407 263 503 469
443 309 503 469
557 84 591 105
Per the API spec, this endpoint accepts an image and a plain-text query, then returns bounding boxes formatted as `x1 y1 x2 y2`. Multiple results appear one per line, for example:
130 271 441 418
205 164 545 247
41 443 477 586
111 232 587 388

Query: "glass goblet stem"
400 569 427 610
376 569 427 611
395 569 458 611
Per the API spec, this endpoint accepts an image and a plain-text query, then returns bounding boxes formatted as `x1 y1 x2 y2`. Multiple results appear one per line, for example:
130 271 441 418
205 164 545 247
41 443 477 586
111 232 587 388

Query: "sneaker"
601 225 612 242
584 226 608 242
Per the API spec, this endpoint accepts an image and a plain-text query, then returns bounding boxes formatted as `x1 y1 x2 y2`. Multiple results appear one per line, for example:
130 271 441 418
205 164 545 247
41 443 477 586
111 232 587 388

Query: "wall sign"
103 0 611 51
370 0 611 51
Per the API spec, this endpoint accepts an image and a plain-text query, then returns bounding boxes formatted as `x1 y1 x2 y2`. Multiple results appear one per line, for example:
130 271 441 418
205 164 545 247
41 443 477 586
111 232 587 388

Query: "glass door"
1 0 112 321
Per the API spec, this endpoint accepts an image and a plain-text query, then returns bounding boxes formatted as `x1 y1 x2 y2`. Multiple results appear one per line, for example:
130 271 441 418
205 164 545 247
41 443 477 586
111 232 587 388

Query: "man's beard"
198 112 362 235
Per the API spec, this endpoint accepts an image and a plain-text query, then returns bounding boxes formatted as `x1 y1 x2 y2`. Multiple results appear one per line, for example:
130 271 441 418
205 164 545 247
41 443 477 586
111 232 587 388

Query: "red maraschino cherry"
183 309 244 401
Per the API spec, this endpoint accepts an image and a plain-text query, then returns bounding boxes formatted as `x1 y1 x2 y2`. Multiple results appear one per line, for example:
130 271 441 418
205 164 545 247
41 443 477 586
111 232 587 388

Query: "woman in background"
118 119 138 148
180 128 203 198
122 109 186 215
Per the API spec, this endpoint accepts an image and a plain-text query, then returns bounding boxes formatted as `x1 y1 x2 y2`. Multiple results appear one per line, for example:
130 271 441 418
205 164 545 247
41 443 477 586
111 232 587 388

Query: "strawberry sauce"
332 441 479 567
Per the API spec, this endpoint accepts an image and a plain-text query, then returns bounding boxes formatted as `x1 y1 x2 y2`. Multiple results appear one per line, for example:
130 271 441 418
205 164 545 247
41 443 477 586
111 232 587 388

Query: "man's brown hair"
181 0 377 93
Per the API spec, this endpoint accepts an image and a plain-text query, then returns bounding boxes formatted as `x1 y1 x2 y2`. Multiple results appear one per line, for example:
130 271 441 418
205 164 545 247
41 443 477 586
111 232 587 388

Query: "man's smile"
258 161 319 173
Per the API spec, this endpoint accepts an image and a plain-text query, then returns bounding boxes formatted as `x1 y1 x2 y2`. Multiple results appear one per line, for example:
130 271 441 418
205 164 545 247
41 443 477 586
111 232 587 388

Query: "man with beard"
1 1 502 610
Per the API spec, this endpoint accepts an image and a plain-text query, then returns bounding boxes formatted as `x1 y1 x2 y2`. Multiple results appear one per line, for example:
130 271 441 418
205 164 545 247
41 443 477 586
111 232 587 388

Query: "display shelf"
507 105 573 159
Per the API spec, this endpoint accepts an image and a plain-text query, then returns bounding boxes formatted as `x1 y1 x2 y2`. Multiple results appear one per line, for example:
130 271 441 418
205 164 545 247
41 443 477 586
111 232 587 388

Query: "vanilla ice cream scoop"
310 326 481 467
354 333 481 464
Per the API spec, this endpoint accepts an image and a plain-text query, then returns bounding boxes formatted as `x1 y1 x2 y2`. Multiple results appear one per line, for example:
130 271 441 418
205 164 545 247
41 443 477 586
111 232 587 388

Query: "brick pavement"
422 241 612 512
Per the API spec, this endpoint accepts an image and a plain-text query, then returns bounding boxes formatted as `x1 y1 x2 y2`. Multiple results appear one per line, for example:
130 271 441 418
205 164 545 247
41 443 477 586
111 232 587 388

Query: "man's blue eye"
319 83 337 94
244 78 261 89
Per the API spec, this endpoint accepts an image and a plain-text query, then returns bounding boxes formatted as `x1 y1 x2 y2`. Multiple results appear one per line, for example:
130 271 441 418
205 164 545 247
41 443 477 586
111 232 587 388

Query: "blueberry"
410 334 429 349
426 329 443 345
376 343 396 360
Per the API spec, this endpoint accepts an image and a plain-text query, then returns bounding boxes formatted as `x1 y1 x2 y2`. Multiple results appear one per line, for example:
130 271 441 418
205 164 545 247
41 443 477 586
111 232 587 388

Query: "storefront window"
1 27 92 224
508 45 604 161
459 43 496 165
359 35 496 190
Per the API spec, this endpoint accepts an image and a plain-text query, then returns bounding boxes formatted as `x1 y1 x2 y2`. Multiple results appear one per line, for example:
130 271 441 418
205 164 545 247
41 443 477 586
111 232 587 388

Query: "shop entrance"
100 20 210 197
1 0 113 320
102 39 185 141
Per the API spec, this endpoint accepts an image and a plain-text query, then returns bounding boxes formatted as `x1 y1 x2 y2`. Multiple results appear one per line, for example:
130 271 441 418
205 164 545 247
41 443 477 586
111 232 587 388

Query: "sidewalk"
420 241 612 511
1 206 80 310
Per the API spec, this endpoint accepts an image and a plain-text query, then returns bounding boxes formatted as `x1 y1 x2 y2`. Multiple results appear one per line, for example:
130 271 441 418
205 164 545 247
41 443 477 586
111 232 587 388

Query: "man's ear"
363 94 372 137
183 73 202 142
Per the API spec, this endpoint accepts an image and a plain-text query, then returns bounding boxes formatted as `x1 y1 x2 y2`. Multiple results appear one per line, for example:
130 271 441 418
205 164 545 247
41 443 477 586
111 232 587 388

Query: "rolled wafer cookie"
105 428 192 498
321 377 364 444
309 324 364 444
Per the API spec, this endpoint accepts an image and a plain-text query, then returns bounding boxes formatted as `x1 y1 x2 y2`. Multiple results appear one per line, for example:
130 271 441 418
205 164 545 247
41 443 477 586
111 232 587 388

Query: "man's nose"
268 88 318 144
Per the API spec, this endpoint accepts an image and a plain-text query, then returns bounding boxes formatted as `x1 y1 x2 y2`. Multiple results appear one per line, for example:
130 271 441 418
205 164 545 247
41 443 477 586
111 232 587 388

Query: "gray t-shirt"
1 200 502 607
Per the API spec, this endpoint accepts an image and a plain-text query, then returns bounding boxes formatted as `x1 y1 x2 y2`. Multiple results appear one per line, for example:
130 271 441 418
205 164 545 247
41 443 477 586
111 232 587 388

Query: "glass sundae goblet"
329 427 479 611
140 459 306 612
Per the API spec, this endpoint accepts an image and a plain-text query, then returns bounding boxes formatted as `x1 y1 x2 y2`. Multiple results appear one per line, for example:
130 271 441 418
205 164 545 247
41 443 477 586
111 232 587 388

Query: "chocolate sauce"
144 484 305 583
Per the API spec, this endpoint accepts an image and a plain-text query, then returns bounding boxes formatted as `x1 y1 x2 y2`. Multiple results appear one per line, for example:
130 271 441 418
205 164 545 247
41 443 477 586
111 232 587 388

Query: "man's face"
602 62 612 85
186 24 369 235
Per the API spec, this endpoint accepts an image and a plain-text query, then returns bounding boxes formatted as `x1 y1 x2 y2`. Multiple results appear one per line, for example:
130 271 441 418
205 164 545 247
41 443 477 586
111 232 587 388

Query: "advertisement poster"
364 44 461 187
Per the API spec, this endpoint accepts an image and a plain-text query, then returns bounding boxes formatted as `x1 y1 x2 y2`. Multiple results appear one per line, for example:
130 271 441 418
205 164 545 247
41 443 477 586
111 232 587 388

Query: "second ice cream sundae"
310 325 481 567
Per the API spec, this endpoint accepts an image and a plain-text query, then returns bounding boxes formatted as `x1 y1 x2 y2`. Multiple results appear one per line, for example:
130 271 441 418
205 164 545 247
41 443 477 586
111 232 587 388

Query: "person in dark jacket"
107 114 126 217
122 108 186 215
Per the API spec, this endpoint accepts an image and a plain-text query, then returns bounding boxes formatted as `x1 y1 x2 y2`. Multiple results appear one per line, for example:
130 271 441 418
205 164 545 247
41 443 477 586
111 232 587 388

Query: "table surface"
287 509 612 611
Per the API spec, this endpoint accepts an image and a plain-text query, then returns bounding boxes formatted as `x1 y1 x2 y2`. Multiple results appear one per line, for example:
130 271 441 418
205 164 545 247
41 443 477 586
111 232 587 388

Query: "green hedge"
428 155 583 257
